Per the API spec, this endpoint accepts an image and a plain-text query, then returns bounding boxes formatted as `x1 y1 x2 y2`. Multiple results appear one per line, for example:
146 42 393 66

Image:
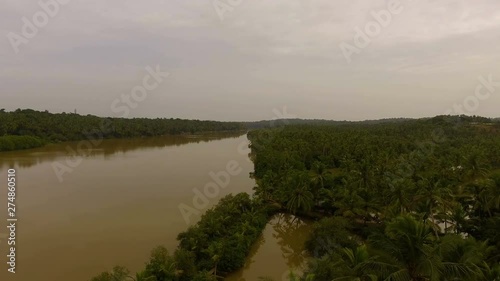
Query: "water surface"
226 214 312 281
0 133 311 281
0 133 254 281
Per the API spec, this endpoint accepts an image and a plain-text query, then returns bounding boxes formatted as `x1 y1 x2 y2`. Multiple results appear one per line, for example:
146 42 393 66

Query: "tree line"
0 109 245 152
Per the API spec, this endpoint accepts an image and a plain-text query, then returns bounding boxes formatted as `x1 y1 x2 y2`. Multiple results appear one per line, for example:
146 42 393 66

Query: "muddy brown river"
0 133 310 281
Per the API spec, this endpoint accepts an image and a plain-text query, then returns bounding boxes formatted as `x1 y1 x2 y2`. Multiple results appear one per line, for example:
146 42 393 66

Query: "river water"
0 133 310 281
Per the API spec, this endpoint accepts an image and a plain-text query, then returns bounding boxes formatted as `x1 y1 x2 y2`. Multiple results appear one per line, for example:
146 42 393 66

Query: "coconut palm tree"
286 185 314 214
285 172 314 214
463 149 489 180
384 177 415 216
367 215 440 280
330 245 379 281
440 235 488 280
480 262 500 281
414 178 453 237
144 246 178 281
310 161 329 189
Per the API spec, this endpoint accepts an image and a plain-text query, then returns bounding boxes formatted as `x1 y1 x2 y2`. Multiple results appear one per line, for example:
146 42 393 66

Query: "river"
0 133 310 281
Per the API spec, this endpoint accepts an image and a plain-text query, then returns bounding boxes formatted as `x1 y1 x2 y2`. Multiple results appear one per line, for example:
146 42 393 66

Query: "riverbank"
226 213 313 281
0 135 46 151
0 134 256 281
0 108 246 152
0 130 247 153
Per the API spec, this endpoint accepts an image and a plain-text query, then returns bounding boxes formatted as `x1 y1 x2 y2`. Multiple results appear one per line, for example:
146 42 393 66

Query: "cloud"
1 0 499 120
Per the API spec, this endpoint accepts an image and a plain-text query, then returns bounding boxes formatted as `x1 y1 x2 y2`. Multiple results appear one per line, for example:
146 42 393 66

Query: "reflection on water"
0 133 254 281
273 214 312 270
0 132 244 170
226 213 312 281
0 133 312 281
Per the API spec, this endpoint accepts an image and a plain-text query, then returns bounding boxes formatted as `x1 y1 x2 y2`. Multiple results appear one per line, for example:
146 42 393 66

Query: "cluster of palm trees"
91 193 271 281
90 246 217 281
303 215 500 280
178 193 270 275
90 116 500 281
248 117 500 280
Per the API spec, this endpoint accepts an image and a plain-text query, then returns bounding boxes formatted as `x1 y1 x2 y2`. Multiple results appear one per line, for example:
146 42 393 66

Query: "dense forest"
90 115 500 281
0 109 245 151
248 115 500 280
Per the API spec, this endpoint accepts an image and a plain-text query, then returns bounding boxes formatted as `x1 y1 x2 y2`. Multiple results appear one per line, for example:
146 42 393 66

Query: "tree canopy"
90 115 500 280
248 116 500 280
0 109 245 151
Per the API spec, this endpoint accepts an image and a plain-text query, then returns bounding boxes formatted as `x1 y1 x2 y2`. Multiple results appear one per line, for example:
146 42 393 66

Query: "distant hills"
244 117 417 129
244 115 499 129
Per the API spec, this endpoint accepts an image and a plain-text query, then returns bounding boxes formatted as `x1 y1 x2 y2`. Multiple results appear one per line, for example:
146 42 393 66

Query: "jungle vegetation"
91 193 272 281
91 115 500 280
248 115 500 280
0 109 245 151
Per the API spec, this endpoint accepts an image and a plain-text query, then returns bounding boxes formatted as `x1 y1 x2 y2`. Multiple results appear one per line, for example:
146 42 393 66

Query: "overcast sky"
1 0 499 121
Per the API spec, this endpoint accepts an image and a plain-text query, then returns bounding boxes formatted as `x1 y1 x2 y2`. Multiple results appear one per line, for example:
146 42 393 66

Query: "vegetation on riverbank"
248 115 500 280
90 115 500 281
0 109 245 152
178 193 271 275
91 193 272 281
0 135 46 151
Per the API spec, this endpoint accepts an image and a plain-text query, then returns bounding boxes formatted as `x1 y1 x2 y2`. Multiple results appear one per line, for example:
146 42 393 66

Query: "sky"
1 0 499 121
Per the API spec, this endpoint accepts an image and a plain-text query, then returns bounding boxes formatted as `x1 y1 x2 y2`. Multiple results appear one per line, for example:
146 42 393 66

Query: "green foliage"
173 249 197 281
306 216 358 257
248 116 500 280
0 109 245 151
305 215 488 281
91 116 500 281
0 135 45 151
90 194 270 281
177 193 270 274
144 246 178 281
